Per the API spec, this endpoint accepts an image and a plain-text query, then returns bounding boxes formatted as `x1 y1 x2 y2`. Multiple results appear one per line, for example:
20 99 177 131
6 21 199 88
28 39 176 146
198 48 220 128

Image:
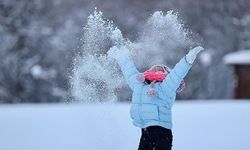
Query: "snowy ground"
0 100 250 150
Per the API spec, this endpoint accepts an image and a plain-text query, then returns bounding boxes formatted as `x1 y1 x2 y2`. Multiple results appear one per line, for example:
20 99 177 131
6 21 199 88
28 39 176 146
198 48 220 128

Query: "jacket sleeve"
160 56 192 96
116 53 140 90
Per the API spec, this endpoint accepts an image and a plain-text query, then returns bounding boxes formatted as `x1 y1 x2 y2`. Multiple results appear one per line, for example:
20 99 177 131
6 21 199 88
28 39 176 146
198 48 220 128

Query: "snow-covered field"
0 100 250 150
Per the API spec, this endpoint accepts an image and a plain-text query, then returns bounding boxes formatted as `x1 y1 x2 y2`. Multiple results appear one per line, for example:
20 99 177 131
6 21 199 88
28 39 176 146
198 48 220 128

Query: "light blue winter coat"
116 53 192 130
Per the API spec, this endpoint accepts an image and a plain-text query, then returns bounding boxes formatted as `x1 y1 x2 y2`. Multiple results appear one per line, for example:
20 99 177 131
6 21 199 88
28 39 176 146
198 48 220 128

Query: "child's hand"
110 28 124 46
107 46 119 59
191 46 204 54
107 46 130 60
185 46 205 64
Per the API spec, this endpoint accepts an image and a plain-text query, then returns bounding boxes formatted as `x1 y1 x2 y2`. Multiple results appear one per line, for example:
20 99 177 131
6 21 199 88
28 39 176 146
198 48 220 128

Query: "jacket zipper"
139 86 143 123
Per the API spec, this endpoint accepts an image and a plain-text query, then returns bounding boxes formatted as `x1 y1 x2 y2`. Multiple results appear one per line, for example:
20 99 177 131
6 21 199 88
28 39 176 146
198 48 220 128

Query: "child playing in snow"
108 43 204 150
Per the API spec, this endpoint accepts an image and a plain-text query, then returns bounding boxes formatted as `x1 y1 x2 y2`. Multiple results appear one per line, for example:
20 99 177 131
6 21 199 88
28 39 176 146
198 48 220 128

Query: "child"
108 45 204 150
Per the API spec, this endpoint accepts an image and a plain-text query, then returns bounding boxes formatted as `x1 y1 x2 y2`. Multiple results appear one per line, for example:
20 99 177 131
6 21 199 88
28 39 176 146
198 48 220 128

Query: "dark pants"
138 126 173 150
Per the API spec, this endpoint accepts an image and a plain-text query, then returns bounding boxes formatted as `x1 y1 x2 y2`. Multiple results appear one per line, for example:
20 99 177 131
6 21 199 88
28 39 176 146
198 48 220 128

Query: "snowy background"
0 101 250 150
1 0 250 102
1 1 250 150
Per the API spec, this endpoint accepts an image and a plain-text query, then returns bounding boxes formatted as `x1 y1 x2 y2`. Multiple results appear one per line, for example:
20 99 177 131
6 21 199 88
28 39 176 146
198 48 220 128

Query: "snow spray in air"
70 10 127 103
71 10 194 103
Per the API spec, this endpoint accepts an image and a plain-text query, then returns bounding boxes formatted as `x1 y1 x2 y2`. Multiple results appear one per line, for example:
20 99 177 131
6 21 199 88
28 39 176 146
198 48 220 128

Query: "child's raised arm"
107 46 140 90
160 46 204 101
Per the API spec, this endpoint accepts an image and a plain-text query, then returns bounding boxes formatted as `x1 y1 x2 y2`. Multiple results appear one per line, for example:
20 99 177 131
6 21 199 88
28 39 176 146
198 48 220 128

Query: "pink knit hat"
136 64 185 97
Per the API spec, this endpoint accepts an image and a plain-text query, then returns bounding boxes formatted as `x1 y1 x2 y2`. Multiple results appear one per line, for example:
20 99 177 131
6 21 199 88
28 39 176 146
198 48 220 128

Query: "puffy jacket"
116 52 192 129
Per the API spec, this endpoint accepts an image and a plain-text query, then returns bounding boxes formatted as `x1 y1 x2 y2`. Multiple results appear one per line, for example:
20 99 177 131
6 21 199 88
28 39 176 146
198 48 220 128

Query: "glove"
107 46 119 59
185 46 204 64
110 28 125 47
107 46 130 60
